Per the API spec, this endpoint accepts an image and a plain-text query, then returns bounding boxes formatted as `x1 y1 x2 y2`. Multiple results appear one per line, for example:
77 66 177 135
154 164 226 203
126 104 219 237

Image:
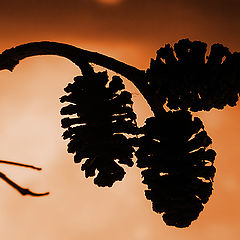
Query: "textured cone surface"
60 67 137 187
136 110 216 228
147 38 240 111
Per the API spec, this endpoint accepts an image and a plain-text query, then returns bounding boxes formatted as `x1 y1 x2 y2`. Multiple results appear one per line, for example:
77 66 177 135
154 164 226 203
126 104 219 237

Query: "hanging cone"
60 66 138 187
147 38 240 111
136 110 216 228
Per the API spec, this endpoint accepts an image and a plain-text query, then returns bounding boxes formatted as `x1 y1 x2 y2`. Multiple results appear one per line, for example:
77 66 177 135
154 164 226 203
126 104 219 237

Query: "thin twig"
0 172 49 196
0 160 42 171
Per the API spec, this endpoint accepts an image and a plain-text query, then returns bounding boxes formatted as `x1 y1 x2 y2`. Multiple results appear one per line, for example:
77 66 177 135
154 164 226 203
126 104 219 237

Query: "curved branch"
0 41 145 88
0 41 162 115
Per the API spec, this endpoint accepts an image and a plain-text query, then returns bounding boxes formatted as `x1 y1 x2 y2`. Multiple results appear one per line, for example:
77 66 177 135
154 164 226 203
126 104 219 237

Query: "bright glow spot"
96 0 124 5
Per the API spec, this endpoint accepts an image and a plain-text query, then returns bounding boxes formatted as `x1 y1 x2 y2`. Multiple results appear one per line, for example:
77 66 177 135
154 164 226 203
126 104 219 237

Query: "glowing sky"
0 0 239 239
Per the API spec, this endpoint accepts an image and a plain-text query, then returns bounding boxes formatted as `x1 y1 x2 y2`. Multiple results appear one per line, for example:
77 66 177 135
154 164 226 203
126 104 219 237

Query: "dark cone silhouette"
60 66 137 187
136 110 216 228
147 38 240 111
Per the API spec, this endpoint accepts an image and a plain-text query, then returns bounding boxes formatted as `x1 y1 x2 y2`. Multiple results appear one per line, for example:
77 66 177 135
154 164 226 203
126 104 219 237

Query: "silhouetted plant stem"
0 172 49 196
0 41 164 116
0 160 42 170
0 39 222 225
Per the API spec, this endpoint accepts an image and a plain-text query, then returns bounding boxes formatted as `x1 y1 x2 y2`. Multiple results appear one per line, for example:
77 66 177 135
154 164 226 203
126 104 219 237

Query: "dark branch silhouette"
0 38 239 228
0 159 42 170
0 172 49 196
0 159 48 196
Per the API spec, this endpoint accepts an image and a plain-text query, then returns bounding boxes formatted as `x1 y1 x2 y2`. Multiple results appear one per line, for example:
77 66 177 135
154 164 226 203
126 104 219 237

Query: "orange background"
0 0 239 239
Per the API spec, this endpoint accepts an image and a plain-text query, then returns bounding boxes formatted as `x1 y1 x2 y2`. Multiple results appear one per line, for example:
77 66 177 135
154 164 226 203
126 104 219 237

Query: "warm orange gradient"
0 0 239 239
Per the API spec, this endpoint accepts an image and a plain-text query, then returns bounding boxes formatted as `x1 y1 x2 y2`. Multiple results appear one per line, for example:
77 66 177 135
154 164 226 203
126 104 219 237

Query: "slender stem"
0 160 41 170
0 171 49 196
0 41 162 115
0 41 146 90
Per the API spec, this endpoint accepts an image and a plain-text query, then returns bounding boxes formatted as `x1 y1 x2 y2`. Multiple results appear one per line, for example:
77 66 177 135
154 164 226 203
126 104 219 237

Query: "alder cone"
60 68 138 187
136 110 216 228
147 38 240 111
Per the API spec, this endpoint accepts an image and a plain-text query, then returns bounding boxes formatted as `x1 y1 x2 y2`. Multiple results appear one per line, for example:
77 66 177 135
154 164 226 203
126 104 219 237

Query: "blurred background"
0 0 239 239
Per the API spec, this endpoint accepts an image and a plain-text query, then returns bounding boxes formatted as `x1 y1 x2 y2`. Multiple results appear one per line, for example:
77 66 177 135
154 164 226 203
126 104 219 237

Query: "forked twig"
0 159 49 196
0 172 49 196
